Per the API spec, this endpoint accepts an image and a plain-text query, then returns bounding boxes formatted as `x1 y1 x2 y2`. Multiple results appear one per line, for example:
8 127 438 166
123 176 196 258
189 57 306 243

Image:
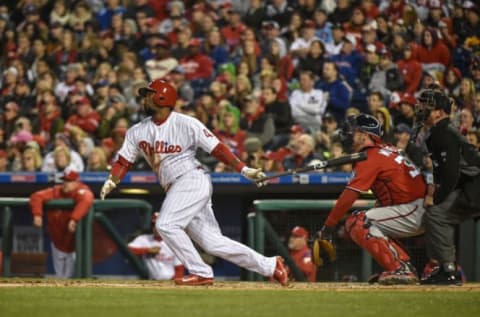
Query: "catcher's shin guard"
345 212 410 271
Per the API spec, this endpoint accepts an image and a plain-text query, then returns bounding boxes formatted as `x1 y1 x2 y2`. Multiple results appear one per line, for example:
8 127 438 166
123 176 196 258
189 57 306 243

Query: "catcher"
316 114 427 285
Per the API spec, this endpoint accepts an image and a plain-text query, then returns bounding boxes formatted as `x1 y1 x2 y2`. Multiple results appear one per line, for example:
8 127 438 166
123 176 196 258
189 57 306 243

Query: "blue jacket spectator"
315 61 352 121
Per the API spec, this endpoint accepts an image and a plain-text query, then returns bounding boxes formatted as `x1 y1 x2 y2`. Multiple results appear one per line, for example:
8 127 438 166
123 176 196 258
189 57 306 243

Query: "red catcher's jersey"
347 145 427 206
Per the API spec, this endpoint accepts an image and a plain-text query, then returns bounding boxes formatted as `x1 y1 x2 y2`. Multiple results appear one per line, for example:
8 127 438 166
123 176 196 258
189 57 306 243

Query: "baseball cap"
303 20 315 29
61 170 80 182
394 123 412 135
400 93 416 106
262 20 280 30
189 38 202 47
291 226 309 239
290 125 305 134
323 111 336 121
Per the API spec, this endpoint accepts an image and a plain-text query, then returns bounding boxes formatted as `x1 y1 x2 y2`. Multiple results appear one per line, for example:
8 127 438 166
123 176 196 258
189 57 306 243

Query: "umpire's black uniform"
423 117 480 276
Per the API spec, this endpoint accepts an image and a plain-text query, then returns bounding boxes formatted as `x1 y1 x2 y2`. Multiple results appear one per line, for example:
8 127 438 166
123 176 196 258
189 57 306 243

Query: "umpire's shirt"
426 118 480 204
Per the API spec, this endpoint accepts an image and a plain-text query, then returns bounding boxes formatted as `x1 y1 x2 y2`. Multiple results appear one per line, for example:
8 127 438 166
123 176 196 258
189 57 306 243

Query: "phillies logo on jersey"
139 140 182 155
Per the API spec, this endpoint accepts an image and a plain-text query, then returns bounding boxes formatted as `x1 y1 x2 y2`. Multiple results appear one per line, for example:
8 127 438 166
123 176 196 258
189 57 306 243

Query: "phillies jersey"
118 112 220 188
347 145 427 206
128 234 182 280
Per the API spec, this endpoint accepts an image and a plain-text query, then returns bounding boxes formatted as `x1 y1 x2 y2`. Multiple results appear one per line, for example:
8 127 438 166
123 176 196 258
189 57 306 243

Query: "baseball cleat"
377 262 419 285
420 264 463 286
272 256 289 286
175 274 214 286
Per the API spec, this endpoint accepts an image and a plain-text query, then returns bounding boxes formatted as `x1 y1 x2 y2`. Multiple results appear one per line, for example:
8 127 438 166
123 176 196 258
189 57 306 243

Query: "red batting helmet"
138 79 177 108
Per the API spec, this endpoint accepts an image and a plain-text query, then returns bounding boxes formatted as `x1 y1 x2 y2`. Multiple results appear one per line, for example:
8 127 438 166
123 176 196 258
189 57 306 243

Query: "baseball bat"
255 151 367 184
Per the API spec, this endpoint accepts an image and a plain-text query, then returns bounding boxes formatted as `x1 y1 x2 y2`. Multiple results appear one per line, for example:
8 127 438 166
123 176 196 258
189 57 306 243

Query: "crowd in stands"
1 0 480 176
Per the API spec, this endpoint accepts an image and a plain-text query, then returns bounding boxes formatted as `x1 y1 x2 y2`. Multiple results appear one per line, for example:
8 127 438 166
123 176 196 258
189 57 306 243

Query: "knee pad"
345 212 410 271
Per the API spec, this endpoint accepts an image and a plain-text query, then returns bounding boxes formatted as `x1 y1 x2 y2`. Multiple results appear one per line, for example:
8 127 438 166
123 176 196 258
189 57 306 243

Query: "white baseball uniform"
117 112 276 278
128 234 182 280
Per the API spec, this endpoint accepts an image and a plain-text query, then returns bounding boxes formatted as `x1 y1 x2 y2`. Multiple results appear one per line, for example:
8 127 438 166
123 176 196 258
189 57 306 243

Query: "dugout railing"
248 199 480 282
0 198 153 278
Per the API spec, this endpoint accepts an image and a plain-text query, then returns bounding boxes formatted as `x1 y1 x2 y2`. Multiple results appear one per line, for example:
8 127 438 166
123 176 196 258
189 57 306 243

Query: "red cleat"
272 256 289 286
174 274 214 286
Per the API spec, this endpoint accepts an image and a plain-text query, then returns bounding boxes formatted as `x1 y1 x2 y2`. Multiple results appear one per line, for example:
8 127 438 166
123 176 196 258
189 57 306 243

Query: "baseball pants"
156 169 276 278
51 243 75 278
365 198 426 238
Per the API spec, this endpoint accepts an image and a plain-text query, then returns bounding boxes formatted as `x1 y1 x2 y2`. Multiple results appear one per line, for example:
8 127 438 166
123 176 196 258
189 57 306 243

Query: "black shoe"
420 265 462 286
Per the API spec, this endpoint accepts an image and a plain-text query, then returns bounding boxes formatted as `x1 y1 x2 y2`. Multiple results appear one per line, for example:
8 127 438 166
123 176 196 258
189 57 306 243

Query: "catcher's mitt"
312 238 337 267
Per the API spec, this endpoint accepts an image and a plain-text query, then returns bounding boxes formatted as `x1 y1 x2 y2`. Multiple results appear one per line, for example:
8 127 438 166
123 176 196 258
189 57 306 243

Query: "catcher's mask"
338 114 382 152
415 89 451 124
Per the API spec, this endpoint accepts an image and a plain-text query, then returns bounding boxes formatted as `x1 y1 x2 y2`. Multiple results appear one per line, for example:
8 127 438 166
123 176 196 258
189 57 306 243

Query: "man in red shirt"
287 226 316 282
30 170 94 278
318 114 427 285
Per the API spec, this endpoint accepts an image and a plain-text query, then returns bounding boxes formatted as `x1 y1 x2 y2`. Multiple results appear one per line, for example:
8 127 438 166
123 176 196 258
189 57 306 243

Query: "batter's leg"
155 171 215 278
186 200 276 277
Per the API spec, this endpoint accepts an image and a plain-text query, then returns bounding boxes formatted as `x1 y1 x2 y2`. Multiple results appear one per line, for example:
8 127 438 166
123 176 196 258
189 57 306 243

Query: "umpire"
415 87 480 285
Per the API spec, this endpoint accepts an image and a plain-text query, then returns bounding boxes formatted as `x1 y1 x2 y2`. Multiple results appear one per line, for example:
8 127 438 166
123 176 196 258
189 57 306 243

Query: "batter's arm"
210 143 266 183
100 155 133 200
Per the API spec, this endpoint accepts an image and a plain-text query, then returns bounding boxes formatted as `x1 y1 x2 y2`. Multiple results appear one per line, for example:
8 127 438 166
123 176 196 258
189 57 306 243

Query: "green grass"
1 286 479 317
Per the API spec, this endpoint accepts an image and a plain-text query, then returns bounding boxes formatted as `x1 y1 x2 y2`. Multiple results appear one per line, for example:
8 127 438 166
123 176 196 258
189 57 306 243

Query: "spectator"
240 94 275 147
243 0 267 31
213 104 247 160
144 38 178 80
393 123 425 169
266 124 305 164
86 147 109 171
443 67 462 97
289 20 319 62
42 133 84 172
0 101 21 147
21 145 43 172
289 70 328 132
394 93 417 127
458 108 475 135
265 0 294 28
369 48 404 102
397 44 423 95
179 38 214 96
128 212 185 281
29 170 94 278
65 98 101 137
283 133 324 170
366 91 384 115
297 39 326 80
287 226 316 282
0 149 9 172
412 27 451 70
375 107 394 144
456 78 476 110
262 86 292 147
316 61 353 121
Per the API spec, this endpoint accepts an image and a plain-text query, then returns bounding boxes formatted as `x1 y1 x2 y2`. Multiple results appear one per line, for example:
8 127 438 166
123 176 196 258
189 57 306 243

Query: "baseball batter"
100 79 288 286
318 114 427 285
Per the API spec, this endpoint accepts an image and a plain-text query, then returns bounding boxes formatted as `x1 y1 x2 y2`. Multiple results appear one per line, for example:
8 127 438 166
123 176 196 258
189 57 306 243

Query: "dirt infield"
1 279 479 292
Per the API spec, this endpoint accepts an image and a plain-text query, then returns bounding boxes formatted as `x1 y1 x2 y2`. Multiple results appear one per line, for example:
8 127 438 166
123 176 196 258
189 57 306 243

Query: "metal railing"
0 198 153 278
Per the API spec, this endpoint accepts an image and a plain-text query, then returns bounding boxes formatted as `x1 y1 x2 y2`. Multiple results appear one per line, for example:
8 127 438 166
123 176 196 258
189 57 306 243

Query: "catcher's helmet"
138 79 177 108
347 114 382 137
338 114 382 151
